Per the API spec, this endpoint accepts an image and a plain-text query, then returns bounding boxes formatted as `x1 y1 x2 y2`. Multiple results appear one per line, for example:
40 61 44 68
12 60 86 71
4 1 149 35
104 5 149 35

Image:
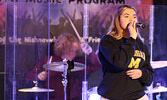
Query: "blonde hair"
54 33 79 56
109 5 137 40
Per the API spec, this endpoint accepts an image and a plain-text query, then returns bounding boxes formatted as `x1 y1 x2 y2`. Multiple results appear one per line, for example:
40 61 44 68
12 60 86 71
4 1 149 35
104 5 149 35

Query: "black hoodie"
97 35 154 100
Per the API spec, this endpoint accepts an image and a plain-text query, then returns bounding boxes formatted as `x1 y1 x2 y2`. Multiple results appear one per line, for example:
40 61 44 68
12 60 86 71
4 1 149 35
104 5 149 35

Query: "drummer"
25 33 100 100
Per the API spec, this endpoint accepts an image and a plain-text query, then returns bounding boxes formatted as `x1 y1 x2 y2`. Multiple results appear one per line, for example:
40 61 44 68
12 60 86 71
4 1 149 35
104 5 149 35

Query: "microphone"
136 23 146 29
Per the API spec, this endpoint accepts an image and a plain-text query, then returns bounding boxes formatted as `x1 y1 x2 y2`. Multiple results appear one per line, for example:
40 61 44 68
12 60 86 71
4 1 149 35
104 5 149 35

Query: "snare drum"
87 86 101 100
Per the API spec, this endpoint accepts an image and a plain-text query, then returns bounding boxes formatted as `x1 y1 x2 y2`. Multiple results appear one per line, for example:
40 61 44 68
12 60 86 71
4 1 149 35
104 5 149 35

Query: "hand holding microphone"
128 21 146 39
128 21 138 39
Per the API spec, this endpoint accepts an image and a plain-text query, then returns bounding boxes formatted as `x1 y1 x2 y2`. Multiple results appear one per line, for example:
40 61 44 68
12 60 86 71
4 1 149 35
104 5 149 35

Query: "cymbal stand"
62 59 68 100
67 60 74 100
156 93 161 100
155 83 162 100
35 68 38 100
62 59 74 100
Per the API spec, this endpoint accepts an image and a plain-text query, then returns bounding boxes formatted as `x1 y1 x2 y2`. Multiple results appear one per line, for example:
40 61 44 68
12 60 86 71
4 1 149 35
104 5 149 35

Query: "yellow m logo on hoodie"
128 57 141 68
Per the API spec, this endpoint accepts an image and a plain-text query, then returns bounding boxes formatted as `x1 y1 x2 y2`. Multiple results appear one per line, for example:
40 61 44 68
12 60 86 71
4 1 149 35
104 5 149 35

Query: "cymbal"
145 86 167 93
151 61 167 69
43 61 85 72
18 86 55 92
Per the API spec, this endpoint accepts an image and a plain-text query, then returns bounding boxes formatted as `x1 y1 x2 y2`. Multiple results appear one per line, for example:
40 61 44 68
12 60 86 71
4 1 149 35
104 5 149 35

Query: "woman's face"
119 8 137 30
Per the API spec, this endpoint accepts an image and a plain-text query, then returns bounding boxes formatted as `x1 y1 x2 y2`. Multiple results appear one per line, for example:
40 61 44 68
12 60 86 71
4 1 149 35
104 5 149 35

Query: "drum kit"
18 60 85 100
87 85 167 100
18 86 55 92
150 61 167 93
151 61 167 69
145 84 167 94
43 61 85 72
18 60 167 99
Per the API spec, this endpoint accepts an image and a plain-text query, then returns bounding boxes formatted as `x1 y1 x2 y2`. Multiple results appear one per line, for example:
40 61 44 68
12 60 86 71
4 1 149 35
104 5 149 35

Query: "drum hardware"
61 59 68 100
18 68 54 100
44 58 85 100
151 61 167 69
18 85 55 92
150 61 167 100
43 61 84 72
18 80 54 100
61 59 74 100
44 59 75 100
18 68 55 92
145 83 167 93
87 86 101 100
156 92 161 100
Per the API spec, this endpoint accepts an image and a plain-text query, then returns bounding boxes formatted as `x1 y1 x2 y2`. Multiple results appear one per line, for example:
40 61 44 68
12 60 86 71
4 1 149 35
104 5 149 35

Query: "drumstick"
49 56 52 64
67 16 83 43
66 16 93 55
45 56 53 72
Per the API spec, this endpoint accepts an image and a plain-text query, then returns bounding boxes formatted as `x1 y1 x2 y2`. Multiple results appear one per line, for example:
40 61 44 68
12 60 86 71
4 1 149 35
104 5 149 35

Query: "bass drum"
87 86 101 100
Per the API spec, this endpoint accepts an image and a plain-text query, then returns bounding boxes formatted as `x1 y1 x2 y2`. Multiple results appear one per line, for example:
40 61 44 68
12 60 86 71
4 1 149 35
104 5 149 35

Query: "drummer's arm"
79 42 100 73
38 71 48 81
86 51 101 74
25 56 48 81
80 42 92 55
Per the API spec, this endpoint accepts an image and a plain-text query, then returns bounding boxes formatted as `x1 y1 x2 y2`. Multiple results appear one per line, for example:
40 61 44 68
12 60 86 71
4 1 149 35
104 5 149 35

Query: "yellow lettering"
134 50 145 61
128 57 141 68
